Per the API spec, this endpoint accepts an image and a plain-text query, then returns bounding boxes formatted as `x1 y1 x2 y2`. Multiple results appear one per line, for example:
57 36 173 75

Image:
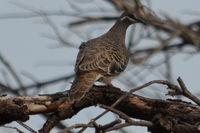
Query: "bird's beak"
131 14 147 25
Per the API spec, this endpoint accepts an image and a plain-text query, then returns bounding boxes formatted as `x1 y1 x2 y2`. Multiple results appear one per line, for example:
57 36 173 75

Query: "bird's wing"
75 42 128 75
74 42 87 72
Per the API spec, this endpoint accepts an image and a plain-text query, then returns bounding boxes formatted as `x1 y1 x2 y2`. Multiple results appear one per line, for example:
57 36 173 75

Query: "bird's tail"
70 72 99 101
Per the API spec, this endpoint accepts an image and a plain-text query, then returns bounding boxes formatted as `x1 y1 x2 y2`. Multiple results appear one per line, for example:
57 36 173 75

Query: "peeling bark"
0 86 200 133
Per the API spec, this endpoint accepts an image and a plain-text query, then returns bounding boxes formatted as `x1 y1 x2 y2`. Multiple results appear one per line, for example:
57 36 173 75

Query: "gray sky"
0 0 200 133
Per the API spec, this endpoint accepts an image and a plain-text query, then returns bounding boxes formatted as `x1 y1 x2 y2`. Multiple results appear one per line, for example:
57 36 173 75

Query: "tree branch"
0 79 200 133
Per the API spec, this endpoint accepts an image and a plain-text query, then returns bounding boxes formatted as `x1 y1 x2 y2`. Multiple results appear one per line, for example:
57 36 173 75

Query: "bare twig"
106 123 133 132
99 104 153 127
58 119 121 133
58 123 93 133
0 82 19 95
69 16 117 27
16 74 74 90
41 13 77 48
177 77 200 105
3 125 24 133
16 121 37 133
96 119 122 131
0 11 78 20
0 52 26 95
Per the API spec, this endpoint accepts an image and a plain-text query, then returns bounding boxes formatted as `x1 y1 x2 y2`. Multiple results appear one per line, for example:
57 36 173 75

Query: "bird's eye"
120 16 135 22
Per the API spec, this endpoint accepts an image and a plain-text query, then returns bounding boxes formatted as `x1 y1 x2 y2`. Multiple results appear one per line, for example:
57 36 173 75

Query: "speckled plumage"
70 12 137 101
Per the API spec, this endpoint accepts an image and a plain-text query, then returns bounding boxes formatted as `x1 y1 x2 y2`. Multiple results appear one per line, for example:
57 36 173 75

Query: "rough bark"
0 86 200 133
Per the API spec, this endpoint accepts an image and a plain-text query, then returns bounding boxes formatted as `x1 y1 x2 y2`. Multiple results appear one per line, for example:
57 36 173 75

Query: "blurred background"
0 0 200 132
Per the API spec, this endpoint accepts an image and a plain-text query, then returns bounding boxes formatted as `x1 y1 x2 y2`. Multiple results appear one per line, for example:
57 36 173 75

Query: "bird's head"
120 11 146 25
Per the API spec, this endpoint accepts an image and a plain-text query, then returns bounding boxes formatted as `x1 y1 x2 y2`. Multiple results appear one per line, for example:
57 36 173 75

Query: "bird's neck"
107 19 132 43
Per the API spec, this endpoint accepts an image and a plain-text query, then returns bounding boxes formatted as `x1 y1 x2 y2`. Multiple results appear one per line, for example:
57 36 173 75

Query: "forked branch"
0 78 199 133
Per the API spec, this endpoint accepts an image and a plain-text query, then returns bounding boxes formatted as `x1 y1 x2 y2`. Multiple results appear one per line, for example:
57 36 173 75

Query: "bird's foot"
106 83 121 90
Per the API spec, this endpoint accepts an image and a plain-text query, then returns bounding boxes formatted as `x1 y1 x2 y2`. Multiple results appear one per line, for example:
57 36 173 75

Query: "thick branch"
0 84 200 133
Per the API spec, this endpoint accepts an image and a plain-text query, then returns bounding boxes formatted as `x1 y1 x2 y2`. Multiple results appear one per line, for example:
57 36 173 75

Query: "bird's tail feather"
70 72 98 101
